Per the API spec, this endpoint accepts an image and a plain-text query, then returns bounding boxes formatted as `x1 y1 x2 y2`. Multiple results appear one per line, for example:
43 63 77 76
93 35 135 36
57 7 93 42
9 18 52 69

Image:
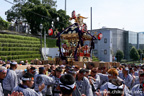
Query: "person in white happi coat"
34 67 55 96
118 67 133 89
0 66 7 96
52 67 63 96
74 69 93 96
13 73 44 96
100 68 131 96
0 66 24 96
131 73 144 96
59 74 76 96
88 68 100 96
2 61 18 96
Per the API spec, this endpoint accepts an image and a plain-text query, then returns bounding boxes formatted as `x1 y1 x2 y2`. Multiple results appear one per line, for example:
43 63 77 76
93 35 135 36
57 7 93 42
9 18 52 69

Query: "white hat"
125 67 129 71
0 66 7 73
11 62 18 65
60 65 65 68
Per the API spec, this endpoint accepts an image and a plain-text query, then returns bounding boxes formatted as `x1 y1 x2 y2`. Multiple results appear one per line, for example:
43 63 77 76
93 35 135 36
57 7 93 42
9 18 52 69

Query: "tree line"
2 0 70 35
116 46 144 62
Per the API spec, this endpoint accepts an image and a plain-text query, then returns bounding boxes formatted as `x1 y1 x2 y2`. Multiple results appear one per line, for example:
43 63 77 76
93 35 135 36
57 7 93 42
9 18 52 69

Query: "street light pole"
41 31 42 61
40 24 43 61
44 30 46 60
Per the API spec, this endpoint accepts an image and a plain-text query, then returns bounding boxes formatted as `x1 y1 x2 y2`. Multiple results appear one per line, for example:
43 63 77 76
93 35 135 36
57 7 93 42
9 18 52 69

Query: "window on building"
104 50 107 54
104 38 107 43
93 50 98 55
94 40 98 44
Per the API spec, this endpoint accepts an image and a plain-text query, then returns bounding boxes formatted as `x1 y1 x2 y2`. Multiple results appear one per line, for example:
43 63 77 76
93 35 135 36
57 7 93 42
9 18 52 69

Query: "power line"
4 0 66 24
4 0 14 4
4 0 51 19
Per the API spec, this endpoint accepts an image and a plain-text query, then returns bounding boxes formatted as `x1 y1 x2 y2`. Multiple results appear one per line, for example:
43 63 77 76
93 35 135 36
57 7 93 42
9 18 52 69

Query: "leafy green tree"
143 49 144 53
115 50 124 62
22 3 51 34
5 0 55 22
92 55 99 62
56 9 70 31
5 0 70 35
138 49 143 60
130 46 140 61
0 16 10 30
137 49 143 56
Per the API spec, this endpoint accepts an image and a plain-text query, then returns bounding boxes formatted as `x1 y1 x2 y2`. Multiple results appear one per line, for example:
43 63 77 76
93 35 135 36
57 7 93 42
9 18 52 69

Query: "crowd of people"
0 59 144 96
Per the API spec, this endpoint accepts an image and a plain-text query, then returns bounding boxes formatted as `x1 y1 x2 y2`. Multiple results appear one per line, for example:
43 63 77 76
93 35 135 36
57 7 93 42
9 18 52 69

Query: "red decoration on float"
48 29 53 36
62 43 67 50
81 23 87 32
72 11 76 19
98 33 103 40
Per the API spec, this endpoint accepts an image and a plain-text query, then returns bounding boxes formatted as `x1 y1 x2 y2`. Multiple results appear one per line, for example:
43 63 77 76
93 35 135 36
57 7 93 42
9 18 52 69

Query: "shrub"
0 34 39 41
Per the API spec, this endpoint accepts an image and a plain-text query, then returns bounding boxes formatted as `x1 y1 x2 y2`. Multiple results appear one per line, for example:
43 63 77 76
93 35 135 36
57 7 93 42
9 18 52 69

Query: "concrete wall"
91 29 112 62
42 48 59 58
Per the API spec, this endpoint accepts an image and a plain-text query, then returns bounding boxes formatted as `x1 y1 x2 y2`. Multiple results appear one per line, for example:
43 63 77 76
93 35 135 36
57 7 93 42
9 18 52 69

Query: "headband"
108 82 123 89
0 69 7 73
59 81 75 90
107 73 112 76
22 77 34 81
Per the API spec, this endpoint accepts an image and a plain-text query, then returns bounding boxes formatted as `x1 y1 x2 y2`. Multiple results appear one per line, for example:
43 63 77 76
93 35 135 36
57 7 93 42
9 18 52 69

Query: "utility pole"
65 0 66 14
44 30 46 60
90 7 92 33
90 7 93 58
39 24 43 61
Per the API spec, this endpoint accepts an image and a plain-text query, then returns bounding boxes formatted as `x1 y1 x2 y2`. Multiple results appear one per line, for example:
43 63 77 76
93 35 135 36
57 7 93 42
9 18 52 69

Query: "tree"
137 49 143 56
22 3 70 34
5 0 56 22
56 9 70 32
115 50 124 62
130 46 140 61
5 0 70 35
92 55 99 62
137 49 143 60
143 49 144 53
0 16 10 30
22 3 51 34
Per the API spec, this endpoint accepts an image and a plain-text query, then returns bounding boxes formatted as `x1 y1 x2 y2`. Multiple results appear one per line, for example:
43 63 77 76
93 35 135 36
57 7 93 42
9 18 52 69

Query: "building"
90 28 142 62
124 31 137 60
138 32 144 50
91 28 113 62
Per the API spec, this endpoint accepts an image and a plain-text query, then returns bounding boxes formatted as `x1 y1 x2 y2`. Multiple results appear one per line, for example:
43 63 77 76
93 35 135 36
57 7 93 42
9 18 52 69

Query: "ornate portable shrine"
56 11 102 62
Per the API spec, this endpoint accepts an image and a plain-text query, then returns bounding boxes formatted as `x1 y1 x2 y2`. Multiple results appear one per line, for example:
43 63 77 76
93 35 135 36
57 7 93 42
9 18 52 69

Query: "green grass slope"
0 34 41 62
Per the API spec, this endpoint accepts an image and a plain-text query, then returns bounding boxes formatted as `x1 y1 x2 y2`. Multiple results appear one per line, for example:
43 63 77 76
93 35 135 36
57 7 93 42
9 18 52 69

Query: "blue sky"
1 0 144 32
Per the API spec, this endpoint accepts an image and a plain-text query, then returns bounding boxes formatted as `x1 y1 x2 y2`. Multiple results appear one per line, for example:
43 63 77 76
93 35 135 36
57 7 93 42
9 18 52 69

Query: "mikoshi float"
56 11 103 62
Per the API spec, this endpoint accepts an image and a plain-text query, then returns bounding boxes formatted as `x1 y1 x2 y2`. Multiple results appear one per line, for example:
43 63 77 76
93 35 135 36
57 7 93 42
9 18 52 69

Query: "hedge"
0 38 40 44
0 34 39 41
0 34 42 61
0 54 41 61
0 43 40 47
0 47 39 51
0 51 40 56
